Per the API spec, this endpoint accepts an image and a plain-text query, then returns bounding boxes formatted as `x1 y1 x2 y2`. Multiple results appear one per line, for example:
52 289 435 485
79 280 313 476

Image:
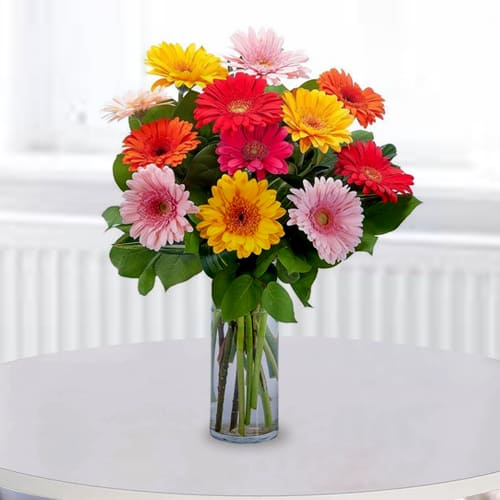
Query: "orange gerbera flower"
122 118 200 171
318 69 385 128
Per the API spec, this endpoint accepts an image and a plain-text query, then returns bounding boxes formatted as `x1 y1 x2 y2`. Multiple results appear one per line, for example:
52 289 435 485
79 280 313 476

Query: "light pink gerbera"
287 177 364 264
216 124 293 180
226 27 310 85
102 89 171 122
120 164 198 251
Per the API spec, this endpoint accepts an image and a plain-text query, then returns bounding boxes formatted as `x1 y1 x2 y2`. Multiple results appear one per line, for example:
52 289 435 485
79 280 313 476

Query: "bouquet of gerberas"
102 27 420 442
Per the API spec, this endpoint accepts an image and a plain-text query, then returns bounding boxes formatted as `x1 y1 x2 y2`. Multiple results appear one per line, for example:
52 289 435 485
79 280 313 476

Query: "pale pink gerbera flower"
102 89 171 122
287 177 364 265
216 124 293 180
120 164 198 251
227 27 310 85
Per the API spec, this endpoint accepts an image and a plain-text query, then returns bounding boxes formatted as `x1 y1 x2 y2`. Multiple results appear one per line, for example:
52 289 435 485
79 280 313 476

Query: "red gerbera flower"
318 69 385 128
335 141 414 203
216 124 293 180
194 73 283 133
122 117 200 171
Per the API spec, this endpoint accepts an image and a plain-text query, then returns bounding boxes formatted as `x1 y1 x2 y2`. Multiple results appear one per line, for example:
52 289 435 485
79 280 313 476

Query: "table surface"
1 337 500 500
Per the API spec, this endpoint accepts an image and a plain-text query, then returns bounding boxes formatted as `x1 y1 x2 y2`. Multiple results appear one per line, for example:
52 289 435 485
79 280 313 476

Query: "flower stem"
263 337 279 379
236 317 246 435
251 312 267 410
259 367 273 428
244 313 254 425
215 323 235 432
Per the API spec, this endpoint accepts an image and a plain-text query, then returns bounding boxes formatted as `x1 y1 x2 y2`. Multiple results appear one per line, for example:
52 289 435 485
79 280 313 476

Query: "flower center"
155 147 167 156
158 201 170 214
314 209 331 226
362 166 382 182
303 115 324 130
226 197 261 235
341 86 363 105
227 99 252 114
242 141 268 161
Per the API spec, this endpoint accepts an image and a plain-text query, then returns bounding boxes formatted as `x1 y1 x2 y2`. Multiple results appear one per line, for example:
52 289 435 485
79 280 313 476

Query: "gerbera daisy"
282 88 354 154
122 117 200 171
197 170 285 258
146 42 228 90
335 140 414 203
101 89 171 122
287 177 363 265
226 27 310 85
318 69 385 128
120 165 198 251
216 124 293 180
194 73 283 133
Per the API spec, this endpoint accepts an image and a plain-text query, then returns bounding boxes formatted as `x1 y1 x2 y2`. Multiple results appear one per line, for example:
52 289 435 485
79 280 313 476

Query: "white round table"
1 338 500 500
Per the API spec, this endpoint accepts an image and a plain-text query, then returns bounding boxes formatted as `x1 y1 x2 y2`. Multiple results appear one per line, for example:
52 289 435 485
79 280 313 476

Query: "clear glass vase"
210 306 278 443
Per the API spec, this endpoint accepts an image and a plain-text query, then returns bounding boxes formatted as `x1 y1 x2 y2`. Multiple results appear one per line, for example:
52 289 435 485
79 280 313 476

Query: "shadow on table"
0 489 50 500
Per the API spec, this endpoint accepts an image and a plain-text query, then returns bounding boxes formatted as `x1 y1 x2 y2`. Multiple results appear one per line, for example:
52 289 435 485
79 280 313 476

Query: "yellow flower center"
315 209 331 226
303 115 324 130
258 59 271 66
363 166 382 182
242 141 268 160
225 197 261 235
227 99 252 114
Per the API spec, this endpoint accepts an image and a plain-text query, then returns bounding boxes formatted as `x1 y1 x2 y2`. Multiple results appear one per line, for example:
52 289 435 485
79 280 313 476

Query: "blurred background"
0 0 499 362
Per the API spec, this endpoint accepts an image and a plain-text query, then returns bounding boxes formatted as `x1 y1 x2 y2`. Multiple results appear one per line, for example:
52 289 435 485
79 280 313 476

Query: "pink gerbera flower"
216 124 293 180
102 89 171 122
287 177 364 264
120 165 198 251
227 28 310 85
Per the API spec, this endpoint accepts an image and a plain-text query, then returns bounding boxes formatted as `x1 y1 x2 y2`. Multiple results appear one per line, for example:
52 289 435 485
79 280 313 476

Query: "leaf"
265 84 287 94
184 230 200 254
174 90 199 123
381 143 397 160
276 260 300 284
199 243 237 279
262 282 296 323
278 246 312 274
351 130 374 143
109 243 157 278
363 195 422 235
220 275 262 321
102 206 122 229
212 265 237 308
128 116 142 130
142 103 176 124
291 267 318 307
155 253 202 292
254 247 279 277
113 154 133 191
355 231 378 255
300 79 319 90
183 144 223 191
138 260 157 295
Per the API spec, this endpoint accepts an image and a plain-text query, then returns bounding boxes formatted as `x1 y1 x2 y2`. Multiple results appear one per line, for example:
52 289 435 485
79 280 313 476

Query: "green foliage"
128 116 142 130
155 253 202 292
291 268 318 307
183 144 222 192
364 196 422 235
355 231 378 255
300 79 319 90
265 84 288 94
381 143 397 160
102 206 122 230
351 130 374 143
142 104 176 124
262 282 296 323
112 154 133 191
220 275 263 321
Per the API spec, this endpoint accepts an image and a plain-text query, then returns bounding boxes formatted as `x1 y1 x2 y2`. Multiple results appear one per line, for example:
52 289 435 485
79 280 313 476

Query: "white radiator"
1 213 500 362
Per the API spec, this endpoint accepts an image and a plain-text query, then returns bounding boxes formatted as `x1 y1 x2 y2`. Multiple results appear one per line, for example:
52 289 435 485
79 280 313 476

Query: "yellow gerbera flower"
146 42 228 90
282 88 354 154
197 171 285 259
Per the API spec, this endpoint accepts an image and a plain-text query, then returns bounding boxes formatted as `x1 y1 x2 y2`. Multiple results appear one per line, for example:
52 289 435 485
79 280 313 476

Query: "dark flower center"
242 141 268 161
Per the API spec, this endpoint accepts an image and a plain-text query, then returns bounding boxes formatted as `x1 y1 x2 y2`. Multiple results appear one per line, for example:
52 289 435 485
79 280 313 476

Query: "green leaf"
199 243 237 279
254 247 279 277
102 206 122 229
138 260 157 295
184 230 200 254
265 84 287 94
276 260 300 284
262 282 296 323
112 154 133 191
300 79 319 90
278 246 311 274
174 90 199 123
183 143 222 191
212 265 237 308
355 231 378 255
364 196 422 235
128 116 142 130
351 130 374 143
142 103 176 124
109 243 156 278
155 253 202 292
291 267 318 307
381 143 397 160
220 275 263 322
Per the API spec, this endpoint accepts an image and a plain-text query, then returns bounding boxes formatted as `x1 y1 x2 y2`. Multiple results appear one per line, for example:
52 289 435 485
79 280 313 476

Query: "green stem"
244 313 254 425
215 323 235 432
236 317 246 435
259 367 273 428
263 337 278 379
251 312 267 410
